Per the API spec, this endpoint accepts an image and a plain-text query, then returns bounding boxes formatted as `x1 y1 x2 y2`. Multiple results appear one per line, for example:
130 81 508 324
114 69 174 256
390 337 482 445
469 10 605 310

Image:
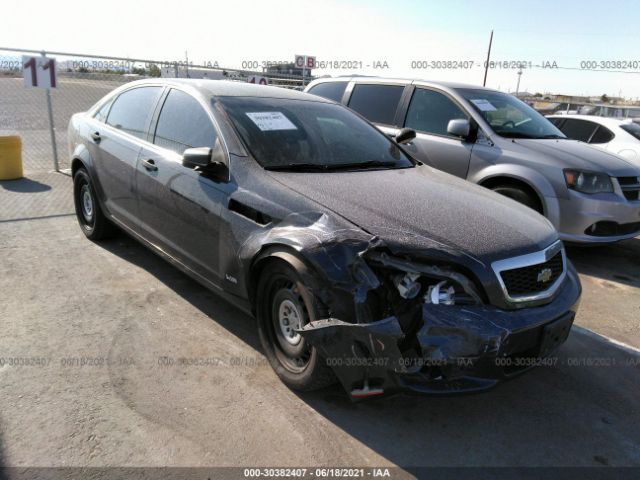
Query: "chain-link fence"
0 47 312 173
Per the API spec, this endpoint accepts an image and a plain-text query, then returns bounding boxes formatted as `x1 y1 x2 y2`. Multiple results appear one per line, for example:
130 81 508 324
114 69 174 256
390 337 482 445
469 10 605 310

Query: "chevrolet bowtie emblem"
537 268 553 283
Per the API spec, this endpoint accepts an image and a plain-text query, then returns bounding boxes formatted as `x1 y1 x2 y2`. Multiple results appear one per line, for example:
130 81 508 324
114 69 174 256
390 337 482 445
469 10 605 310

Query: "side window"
405 88 467 136
347 84 404 125
547 117 564 127
154 89 217 154
307 82 348 103
557 119 598 142
94 99 113 123
589 126 615 144
106 87 163 139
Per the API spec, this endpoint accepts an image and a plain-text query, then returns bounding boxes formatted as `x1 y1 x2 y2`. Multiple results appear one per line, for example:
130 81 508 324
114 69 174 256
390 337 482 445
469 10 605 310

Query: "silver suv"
305 77 640 244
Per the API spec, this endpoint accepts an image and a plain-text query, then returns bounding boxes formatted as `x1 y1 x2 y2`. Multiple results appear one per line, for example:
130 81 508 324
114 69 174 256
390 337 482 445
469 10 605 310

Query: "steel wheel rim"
278 298 303 346
268 278 312 373
80 184 93 222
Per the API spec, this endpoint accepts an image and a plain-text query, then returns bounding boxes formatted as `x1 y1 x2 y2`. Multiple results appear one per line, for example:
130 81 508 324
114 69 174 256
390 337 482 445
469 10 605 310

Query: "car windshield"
458 88 567 139
217 96 414 170
620 122 640 140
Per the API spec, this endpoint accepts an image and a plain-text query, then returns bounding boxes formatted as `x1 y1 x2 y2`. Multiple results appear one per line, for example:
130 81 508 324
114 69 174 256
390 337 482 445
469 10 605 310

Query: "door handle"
90 131 101 143
142 159 158 172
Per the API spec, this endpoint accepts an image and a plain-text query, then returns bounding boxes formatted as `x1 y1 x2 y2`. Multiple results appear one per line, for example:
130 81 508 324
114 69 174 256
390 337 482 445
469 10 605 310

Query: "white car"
547 114 640 166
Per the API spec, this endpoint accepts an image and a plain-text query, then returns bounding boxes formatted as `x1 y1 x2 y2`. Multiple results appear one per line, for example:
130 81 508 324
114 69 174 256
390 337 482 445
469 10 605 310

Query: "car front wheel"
256 261 335 391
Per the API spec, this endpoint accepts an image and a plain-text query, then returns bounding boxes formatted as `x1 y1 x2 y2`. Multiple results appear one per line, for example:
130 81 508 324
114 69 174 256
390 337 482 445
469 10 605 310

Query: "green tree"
148 63 161 77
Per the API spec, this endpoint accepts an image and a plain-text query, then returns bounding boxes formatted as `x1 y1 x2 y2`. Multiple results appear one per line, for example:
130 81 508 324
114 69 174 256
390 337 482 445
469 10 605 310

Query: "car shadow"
0 177 52 193
96 232 640 469
566 237 640 288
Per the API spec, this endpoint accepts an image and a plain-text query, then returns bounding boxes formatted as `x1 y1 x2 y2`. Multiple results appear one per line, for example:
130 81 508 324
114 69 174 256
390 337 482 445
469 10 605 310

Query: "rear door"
399 87 473 178
345 83 407 136
554 118 599 142
306 81 349 103
94 86 163 229
136 88 228 285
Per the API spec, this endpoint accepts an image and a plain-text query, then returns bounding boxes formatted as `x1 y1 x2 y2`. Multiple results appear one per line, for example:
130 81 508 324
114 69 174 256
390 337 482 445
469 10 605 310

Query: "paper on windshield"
470 99 497 112
246 112 297 131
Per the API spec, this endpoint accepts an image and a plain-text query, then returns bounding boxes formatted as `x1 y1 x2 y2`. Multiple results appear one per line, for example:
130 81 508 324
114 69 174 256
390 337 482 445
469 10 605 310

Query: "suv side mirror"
447 119 471 139
395 128 416 145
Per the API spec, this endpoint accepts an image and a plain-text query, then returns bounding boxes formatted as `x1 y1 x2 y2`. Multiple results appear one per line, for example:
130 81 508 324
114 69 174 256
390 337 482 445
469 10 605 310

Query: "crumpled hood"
510 139 640 175
268 166 558 262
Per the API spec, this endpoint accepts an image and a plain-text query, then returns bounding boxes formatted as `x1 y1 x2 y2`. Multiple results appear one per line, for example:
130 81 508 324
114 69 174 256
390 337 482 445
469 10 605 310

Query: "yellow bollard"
0 136 23 180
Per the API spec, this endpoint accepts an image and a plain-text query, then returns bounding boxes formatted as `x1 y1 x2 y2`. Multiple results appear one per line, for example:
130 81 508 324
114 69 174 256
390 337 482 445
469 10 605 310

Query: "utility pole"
516 68 523 96
483 30 493 87
185 50 189 78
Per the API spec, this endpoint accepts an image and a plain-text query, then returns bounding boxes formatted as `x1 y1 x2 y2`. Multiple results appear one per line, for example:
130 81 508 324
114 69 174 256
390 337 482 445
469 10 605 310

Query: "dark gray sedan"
68 79 581 399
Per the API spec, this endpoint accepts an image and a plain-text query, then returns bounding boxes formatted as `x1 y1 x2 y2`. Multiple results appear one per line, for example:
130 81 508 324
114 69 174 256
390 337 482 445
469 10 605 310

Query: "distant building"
161 65 225 80
263 62 312 78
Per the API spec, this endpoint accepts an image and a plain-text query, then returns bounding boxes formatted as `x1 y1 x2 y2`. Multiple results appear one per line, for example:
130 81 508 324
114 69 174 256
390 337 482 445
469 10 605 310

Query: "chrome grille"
491 241 567 303
500 251 564 296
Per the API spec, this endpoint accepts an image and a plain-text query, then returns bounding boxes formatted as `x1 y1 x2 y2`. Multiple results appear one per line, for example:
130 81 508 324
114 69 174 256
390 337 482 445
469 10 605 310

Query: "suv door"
400 87 472 178
346 83 406 136
95 86 163 229
136 88 228 286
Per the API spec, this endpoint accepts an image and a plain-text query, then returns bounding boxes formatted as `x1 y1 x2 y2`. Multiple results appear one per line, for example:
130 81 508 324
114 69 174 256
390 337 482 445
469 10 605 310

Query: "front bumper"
557 190 640 244
301 267 581 400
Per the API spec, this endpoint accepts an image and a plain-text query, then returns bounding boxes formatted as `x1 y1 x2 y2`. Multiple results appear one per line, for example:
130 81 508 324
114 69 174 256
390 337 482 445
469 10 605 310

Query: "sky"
3 0 640 97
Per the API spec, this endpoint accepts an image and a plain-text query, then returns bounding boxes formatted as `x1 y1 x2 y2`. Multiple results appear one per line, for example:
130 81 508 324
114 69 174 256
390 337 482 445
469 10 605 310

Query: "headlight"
564 169 613 194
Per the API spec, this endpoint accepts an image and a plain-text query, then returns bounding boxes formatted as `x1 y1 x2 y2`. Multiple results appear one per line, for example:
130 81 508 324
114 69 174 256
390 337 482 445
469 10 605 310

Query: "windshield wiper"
265 163 332 171
325 161 401 170
496 132 540 139
265 161 400 171
498 132 567 140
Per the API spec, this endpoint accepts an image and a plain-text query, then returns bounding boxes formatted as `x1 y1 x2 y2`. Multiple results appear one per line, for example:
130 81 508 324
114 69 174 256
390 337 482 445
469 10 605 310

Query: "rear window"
348 84 404 126
589 126 614 144
106 87 163 140
307 82 347 103
558 119 599 142
621 122 640 140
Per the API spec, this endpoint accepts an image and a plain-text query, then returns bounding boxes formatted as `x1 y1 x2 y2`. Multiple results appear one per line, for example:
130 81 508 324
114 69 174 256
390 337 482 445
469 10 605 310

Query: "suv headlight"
564 169 613 194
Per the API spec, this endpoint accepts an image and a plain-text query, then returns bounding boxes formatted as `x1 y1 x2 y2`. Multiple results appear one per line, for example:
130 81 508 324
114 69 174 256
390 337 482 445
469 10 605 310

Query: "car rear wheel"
73 168 117 240
256 261 335 391
491 185 543 214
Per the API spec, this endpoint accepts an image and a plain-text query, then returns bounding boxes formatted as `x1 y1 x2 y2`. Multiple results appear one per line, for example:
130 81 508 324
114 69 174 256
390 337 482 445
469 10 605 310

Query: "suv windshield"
218 97 414 171
620 122 640 140
458 88 566 139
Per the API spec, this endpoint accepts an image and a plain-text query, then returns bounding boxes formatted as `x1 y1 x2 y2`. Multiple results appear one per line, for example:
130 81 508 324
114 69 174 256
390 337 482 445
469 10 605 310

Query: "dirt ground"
0 172 639 477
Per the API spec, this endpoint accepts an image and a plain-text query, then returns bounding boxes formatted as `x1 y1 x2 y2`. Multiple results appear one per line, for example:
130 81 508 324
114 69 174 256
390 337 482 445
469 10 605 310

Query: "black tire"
256 261 335 391
491 184 543 214
73 168 117 240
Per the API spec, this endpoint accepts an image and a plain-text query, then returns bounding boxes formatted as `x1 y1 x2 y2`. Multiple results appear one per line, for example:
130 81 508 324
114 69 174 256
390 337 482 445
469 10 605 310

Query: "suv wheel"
491 185 543 214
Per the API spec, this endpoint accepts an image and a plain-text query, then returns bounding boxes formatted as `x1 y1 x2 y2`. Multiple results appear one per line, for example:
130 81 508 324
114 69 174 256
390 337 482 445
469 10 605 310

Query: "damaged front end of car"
288 223 580 400
240 212 581 400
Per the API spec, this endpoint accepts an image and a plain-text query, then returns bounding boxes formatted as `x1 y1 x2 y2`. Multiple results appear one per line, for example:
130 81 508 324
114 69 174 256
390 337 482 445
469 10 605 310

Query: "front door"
400 87 473 179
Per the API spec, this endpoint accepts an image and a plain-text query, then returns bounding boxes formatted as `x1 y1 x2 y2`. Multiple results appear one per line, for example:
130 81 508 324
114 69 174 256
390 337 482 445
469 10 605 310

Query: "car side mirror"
395 128 416 145
447 119 471 139
183 147 212 168
182 141 226 169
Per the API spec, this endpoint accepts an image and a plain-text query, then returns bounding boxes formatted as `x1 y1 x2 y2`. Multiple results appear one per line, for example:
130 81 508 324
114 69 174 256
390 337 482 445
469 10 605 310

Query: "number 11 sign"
23 55 57 89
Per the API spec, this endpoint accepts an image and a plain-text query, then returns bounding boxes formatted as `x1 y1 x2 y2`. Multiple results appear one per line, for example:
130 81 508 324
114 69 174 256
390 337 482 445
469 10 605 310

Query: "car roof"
546 114 632 127
309 76 498 92
124 78 333 102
